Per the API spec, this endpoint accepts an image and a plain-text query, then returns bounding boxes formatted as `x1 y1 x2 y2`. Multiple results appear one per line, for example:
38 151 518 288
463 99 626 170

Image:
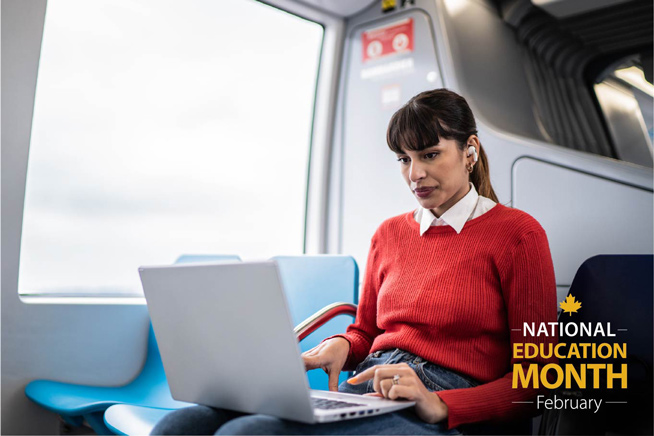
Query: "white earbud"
467 146 478 163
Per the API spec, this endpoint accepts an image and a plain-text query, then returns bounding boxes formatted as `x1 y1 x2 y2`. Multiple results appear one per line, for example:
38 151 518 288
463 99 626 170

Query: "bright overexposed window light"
19 0 323 296
615 66 654 97
444 0 468 16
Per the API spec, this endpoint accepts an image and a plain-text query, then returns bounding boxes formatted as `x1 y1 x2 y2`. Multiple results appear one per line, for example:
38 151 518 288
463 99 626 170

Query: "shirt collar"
417 183 479 236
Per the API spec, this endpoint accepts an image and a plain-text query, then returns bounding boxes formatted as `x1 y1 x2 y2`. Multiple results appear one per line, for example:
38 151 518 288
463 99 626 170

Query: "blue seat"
104 255 359 435
272 255 359 390
104 405 175 435
25 254 240 435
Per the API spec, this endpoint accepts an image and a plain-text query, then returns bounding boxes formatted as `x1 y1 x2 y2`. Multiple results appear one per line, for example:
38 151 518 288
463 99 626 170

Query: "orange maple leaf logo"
560 295 581 316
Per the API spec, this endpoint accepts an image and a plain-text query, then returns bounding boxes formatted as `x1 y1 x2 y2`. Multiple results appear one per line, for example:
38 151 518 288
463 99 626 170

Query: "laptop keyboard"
311 397 365 410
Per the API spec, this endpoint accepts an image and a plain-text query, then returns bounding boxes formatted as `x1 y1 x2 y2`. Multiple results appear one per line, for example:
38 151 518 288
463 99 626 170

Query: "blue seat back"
540 255 653 435
23 254 242 435
272 255 359 390
562 255 652 366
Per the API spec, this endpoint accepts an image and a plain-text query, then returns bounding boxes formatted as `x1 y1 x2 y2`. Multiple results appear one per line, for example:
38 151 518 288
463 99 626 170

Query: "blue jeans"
151 349 478 435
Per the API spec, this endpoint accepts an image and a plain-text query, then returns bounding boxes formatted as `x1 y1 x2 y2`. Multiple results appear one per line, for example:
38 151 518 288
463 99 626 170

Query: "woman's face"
396 137 475 217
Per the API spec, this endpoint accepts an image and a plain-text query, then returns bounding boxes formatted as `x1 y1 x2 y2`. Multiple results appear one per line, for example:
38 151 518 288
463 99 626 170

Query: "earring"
467 164 474 173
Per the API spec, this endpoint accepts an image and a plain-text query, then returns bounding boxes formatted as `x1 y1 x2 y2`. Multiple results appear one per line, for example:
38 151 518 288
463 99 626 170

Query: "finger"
348 364 412 384
328 369 340 392
379 378 394 398
363 392 383 397
373 364 413 381
372 368 383 395
374 366 411 394
388 385 416 401
347 364 387 384
347 366 372 385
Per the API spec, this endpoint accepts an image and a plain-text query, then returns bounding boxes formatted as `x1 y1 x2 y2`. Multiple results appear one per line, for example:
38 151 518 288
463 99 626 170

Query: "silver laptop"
139 261 414 424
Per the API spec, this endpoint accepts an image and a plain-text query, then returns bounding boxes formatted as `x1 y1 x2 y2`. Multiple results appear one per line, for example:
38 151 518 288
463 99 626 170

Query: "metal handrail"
294 302 357 341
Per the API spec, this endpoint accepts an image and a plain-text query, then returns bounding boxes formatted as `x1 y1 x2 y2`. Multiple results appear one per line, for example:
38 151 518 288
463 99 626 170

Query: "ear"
466 135 480 149
466 136 480 163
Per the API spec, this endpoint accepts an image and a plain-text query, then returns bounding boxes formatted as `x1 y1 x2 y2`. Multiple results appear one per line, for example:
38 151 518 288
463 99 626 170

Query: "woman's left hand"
347 363 448 424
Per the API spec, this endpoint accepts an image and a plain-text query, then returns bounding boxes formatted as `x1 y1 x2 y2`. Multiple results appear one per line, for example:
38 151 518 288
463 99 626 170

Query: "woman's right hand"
301 337 350 391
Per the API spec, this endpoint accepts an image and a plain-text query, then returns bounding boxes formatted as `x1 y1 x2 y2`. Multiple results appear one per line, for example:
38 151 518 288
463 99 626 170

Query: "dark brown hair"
386 88 498 202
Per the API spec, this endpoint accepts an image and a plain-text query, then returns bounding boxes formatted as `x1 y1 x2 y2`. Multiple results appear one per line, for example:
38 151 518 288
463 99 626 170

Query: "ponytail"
470 142 498 202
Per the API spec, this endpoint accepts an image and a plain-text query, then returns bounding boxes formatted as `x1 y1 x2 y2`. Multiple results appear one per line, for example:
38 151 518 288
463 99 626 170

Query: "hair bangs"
387 101 456 154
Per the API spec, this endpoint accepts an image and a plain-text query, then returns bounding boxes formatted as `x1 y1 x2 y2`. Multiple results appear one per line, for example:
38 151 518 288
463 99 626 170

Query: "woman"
152 89 558 435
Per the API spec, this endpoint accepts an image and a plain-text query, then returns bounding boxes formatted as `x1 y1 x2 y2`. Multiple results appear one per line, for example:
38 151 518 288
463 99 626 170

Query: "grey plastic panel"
513 158 654 286
436 0 544 142
340 9 444 266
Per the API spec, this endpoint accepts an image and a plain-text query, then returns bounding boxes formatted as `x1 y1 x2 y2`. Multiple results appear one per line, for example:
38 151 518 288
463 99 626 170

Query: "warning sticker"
362 18 414 63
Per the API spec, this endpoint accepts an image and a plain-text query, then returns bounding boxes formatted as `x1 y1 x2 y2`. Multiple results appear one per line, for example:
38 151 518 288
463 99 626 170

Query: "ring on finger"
392 374 401 385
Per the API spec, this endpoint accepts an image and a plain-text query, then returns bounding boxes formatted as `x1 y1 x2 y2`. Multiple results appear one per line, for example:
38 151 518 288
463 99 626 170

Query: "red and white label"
362 18 414 63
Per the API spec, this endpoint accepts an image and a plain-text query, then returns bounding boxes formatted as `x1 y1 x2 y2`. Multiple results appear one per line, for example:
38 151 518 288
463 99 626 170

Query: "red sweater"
335 204 558 428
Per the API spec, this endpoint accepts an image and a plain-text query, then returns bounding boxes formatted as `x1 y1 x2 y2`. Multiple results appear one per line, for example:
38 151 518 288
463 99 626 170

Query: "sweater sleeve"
325 231 385 370
437 229 559 429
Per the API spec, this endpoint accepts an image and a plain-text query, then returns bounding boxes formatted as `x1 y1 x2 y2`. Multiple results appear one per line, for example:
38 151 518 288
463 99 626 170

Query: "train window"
614 67 654 145
18 0 323 297
595 62 653 168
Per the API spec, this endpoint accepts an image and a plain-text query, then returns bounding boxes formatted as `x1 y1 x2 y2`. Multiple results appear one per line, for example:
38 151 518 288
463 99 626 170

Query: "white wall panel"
339 8 445 268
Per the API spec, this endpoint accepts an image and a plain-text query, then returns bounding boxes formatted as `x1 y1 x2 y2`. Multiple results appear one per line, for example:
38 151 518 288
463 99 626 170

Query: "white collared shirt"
414 183 497 236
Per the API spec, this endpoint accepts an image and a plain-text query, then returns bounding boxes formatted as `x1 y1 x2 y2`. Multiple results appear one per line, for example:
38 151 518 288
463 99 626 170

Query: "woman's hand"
301 338 350 391
347 363 448 424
